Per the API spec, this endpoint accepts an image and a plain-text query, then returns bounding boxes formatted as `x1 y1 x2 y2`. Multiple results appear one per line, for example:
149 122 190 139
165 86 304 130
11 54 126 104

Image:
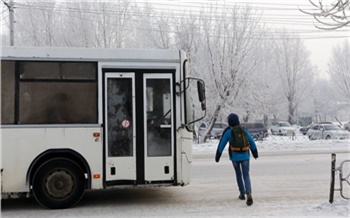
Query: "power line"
13 3 321 26
10 1 350 41
14 2 348 32
14 1 317 16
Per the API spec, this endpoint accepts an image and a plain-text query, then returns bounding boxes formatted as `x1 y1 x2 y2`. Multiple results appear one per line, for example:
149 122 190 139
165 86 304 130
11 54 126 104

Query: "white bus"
0 46 206 209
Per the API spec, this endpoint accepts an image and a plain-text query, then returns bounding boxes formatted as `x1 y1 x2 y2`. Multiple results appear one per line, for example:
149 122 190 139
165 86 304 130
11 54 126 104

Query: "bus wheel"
32 158 85 209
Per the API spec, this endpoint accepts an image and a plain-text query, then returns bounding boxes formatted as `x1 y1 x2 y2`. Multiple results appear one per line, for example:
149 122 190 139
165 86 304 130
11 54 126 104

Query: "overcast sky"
146 0 350 79
1 0 349 79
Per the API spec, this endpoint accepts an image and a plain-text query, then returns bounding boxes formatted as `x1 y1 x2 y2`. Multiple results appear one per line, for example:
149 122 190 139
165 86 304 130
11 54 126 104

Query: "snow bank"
193 136 350 155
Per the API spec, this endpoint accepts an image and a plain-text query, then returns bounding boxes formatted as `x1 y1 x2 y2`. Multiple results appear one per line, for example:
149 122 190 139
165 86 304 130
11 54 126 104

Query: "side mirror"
197 81 206 111
178 76 206 129
320 127 324 131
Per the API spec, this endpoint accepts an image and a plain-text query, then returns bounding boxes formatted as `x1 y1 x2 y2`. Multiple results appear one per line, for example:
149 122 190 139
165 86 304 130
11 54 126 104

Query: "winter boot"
246 194 253 206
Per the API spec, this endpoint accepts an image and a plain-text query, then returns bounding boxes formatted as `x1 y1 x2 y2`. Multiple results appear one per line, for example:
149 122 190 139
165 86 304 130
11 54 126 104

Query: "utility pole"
9 0 14 46
3 0 14 46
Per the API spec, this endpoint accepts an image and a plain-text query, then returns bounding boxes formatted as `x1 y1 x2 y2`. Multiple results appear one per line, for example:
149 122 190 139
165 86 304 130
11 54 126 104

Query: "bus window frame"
1 60 99 125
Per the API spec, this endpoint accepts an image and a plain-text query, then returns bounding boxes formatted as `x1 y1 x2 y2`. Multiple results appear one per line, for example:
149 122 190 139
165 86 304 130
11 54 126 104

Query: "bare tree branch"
300 0 350 29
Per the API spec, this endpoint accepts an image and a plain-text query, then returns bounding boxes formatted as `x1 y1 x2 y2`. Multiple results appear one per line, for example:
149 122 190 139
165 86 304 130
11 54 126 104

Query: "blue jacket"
215 127 258 162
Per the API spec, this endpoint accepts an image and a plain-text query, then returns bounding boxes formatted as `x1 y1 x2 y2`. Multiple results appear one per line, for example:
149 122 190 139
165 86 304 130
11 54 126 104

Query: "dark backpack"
229 126 250 152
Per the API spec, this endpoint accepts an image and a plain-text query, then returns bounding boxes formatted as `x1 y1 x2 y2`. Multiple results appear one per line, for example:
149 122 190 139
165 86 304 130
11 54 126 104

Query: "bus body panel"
2 126 104 193
178 128 193 185
0 47 198 204
1 47 181 63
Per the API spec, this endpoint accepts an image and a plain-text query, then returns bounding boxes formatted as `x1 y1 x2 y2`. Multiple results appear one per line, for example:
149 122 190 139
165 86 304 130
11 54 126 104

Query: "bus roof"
1 46 183 62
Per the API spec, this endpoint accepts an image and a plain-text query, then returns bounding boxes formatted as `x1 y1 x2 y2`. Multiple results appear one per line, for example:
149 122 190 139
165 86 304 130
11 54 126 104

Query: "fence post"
329 153 336 204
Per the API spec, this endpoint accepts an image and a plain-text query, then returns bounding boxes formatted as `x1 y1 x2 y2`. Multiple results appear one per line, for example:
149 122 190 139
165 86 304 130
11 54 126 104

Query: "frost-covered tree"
311 78 339 122
328 39 350 101
198 5 265 142
92 0 134 48
140 6 174 49
14 0 59 46
242 32 282 124
58 1 95 47
273 31 315 124
11 0 136 48
300 0 350 30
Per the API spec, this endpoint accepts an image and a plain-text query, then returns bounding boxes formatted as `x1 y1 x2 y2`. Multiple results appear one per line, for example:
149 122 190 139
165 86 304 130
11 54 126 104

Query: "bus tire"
32 158 85 209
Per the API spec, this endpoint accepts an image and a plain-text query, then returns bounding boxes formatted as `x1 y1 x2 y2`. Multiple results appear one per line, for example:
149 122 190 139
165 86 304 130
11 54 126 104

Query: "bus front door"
104 72 174 184
144 74 174 182
104 73 136 182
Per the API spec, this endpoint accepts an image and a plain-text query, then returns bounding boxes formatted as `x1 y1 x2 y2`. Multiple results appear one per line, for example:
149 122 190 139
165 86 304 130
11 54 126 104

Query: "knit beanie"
228 113 240 126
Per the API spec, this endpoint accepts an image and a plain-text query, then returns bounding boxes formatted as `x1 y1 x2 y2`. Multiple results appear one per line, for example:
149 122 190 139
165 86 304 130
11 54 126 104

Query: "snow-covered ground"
1 135 349 217
192 135 350 217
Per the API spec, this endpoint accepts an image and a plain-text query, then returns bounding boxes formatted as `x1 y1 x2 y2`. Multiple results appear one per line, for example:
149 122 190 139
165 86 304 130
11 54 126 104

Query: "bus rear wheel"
32 158 85 209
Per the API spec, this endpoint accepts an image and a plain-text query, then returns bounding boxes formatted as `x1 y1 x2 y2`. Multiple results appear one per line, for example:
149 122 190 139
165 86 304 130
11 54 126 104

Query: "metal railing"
329 153 350 203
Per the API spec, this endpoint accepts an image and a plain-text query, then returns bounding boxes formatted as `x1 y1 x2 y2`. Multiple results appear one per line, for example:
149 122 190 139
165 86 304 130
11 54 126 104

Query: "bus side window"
107 78 133 157
146 78 171 157
18 61 98 124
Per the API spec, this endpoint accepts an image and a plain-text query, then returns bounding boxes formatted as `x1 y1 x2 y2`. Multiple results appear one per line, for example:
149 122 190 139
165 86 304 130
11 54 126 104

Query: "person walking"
215 113 258 206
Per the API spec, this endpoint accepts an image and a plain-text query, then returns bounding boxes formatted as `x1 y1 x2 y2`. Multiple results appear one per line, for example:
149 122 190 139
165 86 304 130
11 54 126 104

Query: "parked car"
307 123 348 140
197 122 228 139
270 121 296 136
197 122 208 137
344 121 350 131
210 122 228 139
299 124 314 135
241 122 268 141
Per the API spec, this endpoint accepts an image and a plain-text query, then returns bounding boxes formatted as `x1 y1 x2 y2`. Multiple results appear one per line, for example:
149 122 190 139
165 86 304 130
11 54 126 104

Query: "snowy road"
1 149 349 217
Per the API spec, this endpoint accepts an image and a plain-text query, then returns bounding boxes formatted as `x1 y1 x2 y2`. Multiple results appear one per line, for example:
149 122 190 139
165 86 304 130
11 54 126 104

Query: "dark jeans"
232 160 251 195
